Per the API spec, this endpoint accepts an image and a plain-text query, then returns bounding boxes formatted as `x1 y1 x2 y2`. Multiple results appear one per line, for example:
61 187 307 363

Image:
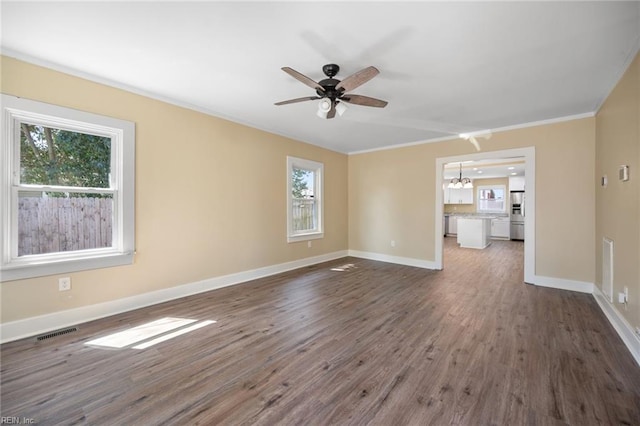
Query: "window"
287 156 323 242
476 185 506 213
1 95 135 281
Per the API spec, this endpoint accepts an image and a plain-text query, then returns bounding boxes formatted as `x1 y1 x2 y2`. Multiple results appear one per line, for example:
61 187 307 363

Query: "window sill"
287 232 324 243
1 251 134 282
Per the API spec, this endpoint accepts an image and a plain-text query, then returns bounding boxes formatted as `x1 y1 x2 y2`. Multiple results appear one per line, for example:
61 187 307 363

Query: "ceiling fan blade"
274 96 321 106
326 102 337 119
341 94 388 108
281 67 325 92
336 66 379 92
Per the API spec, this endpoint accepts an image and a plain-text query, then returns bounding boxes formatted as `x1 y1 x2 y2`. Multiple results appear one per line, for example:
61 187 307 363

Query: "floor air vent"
36 326 79 341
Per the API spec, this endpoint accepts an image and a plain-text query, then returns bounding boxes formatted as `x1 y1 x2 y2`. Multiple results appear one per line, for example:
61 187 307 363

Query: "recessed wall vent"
602 238 614 303
36 326 79 341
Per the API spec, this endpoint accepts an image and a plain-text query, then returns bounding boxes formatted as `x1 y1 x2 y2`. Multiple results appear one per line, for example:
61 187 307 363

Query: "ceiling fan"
275 64 388 119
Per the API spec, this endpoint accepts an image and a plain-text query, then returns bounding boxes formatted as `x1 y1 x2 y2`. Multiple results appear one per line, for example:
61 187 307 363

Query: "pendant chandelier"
448 163 473 189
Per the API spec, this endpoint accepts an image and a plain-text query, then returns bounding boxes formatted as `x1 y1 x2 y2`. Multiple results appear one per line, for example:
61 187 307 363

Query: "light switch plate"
619 165 629 182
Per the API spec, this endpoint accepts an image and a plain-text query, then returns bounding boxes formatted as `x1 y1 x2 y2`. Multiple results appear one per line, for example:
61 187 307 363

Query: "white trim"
0 50 260 141
487 112 595 135
349 249 640 367
287 156 324 243
435 147 536 283
348 113 594 155
3 50 599 157
0 250 348 343
530 275 594 294
348 249 439 270
1 49 347 156
593 286 640 367
0 94 135 281
348 134 458 155
476 184 507 214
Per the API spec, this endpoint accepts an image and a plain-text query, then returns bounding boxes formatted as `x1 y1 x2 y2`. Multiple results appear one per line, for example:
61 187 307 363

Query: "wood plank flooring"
1 238 639 425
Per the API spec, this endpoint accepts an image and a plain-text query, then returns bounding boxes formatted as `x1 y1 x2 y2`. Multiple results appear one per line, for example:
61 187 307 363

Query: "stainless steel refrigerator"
510 191 525 240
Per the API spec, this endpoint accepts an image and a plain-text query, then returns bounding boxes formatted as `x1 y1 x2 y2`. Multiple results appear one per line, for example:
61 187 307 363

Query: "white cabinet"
509 176 525 191
491 217 510 239
445 187 473 204
444 188 452 203
457 217 492 249
447 216 458 235
460 188 473 204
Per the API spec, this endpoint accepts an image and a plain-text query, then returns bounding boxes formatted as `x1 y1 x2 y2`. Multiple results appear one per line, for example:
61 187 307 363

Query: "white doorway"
434 147 536 283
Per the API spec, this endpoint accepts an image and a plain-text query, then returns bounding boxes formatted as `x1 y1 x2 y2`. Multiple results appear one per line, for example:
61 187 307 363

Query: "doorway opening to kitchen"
434 147 535 283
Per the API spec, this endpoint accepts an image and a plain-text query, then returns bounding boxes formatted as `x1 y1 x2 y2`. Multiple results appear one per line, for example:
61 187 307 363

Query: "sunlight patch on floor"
133 320 215 349
85 317 216 350
331 263 357 272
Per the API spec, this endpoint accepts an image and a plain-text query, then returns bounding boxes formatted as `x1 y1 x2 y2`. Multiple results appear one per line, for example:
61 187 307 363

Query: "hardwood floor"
2 238 639 425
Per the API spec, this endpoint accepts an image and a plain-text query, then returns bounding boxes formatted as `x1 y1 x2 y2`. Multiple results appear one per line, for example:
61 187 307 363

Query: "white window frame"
1 94 135 281
286 156 323 243
476 184 507 214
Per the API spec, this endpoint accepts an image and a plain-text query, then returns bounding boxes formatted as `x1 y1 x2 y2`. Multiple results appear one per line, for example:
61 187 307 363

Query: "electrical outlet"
307 240 312 248
618 292 626 304
58 277 71 291
391 240 396 248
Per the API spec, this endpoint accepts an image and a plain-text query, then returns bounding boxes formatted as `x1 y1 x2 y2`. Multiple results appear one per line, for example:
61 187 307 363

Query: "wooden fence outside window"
18 196 113 256
292 198 316 232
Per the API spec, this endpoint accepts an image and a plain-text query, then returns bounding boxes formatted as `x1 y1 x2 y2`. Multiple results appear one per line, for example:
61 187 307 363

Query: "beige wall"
4 51 631 332
595 52 640 330
443 177 509 214
349 118 596 282
0 56 348 323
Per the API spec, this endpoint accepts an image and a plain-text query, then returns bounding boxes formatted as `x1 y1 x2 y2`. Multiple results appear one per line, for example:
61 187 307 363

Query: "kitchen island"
457 217 492 249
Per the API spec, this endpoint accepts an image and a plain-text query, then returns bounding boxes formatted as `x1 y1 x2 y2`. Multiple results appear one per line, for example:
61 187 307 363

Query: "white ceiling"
2 1 639 154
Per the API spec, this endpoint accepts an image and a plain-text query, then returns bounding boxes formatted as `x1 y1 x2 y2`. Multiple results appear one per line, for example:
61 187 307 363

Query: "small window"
287 156 323 242
1 95 135 281
477 185 506 213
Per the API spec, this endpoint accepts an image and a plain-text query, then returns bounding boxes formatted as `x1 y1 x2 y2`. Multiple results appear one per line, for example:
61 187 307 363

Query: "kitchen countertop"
444 213 509 218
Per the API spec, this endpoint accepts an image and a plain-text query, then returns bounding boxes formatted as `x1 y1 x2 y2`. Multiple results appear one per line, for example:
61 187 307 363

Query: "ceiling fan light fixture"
318 98 332 112
335 101 347 116
317 98 332 118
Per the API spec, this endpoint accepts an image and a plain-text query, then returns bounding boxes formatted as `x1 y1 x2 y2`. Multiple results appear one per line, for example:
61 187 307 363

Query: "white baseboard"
592 286 640 367
5 249 638 369
348 250 439 270
0 250 349 344
531 276 640 365
531 274 594 293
